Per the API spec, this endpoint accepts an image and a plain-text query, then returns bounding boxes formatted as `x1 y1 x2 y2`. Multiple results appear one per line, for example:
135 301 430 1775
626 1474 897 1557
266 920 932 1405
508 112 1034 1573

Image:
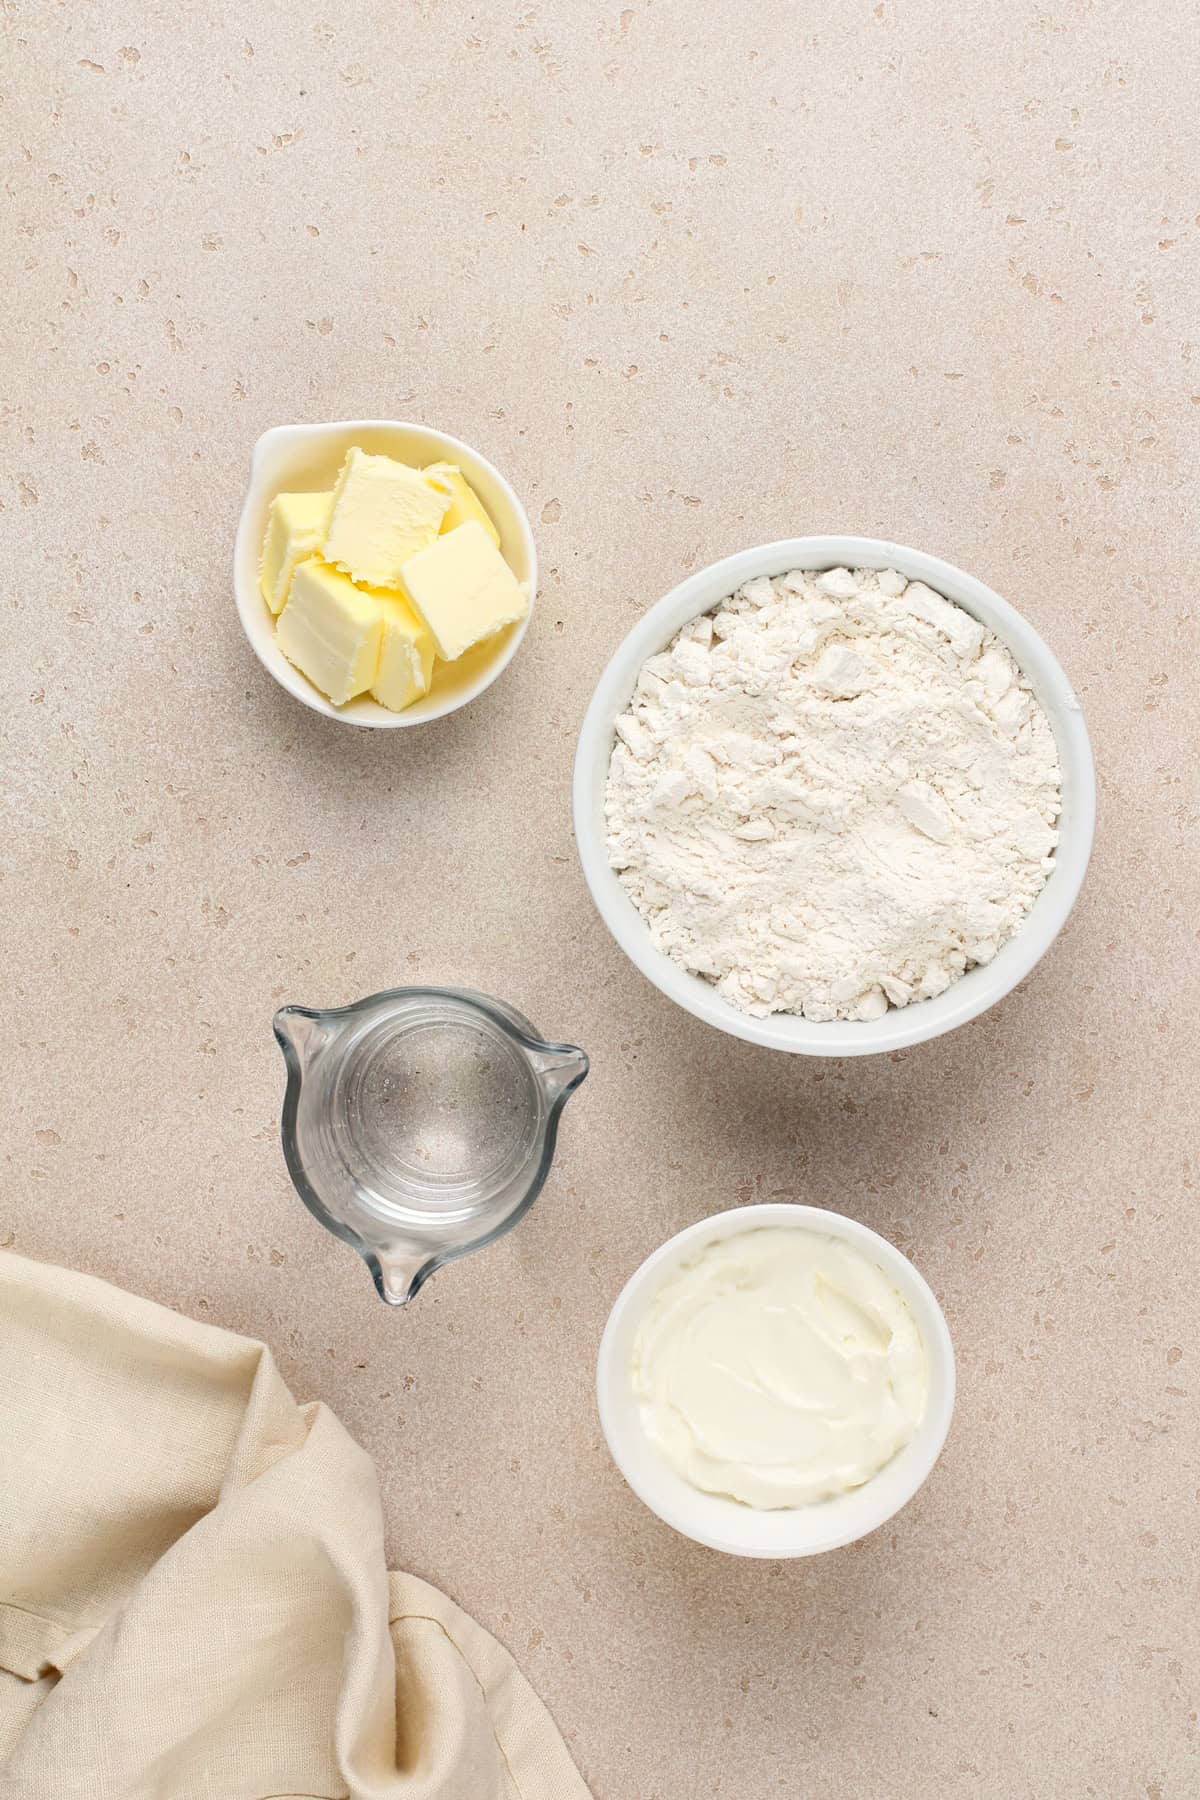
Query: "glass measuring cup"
274 987 588 1305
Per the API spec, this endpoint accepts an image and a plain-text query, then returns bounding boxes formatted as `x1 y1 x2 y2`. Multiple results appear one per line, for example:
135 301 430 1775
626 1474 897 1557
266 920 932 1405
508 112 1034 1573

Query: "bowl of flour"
573 537 1094 1054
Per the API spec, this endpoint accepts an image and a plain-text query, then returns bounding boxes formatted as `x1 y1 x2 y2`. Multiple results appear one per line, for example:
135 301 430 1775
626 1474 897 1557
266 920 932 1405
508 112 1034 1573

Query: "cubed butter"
424 462 501 546
371 594 435 713
323 447 450 588
259 491 332 614
399 521 528 662
275 557 384 706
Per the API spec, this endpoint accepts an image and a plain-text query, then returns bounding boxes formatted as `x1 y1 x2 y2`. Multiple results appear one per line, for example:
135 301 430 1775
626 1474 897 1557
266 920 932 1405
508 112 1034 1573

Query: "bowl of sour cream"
597 1204 955 1556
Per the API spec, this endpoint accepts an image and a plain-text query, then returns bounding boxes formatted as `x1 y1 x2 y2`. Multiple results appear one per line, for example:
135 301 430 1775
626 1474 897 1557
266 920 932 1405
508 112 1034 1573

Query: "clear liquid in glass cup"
274 988 588 1304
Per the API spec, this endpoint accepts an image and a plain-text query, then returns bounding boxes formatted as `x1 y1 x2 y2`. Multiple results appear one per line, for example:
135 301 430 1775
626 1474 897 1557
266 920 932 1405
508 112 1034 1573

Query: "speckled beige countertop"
4 3 1199 1795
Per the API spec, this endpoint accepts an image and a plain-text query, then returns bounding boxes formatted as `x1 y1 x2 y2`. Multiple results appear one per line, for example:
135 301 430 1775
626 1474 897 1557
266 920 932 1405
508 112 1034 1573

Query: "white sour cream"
632 1226 928 1509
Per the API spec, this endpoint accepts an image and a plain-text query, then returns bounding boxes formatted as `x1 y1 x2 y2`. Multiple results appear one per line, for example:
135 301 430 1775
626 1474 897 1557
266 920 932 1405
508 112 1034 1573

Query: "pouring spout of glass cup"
273 1005 332 1072
371 1246 438 1308
531 1044 589 1101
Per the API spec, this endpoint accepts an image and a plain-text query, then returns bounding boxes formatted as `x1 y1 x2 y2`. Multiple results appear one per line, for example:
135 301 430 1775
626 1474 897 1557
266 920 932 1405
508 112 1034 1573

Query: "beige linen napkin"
0 1250 589 1800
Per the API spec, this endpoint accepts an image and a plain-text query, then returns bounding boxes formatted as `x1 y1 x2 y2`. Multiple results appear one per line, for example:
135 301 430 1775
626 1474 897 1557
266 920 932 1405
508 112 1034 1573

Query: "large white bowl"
597 1203 956 1557
234 420 536 728
574 536 1095 1054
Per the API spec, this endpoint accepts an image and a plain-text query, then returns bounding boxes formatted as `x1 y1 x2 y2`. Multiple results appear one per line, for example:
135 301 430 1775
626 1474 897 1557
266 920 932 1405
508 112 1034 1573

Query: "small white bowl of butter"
234 420 536 728
597 1203 955 1556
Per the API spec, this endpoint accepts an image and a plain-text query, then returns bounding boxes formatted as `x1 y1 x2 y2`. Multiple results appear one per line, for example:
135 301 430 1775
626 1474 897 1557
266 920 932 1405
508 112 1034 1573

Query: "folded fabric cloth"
0 1250 589 1800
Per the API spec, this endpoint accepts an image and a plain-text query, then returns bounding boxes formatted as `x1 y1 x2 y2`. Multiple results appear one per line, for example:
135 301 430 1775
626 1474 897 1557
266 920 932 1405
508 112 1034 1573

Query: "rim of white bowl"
573 535 1095 1054
233 419 537 729
596 1203 956 1557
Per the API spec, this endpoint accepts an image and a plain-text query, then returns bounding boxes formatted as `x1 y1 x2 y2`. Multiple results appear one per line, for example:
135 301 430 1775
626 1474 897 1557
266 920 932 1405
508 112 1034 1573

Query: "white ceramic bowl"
597 1203 955 1557
574 535 1095 1054
233 420 536 728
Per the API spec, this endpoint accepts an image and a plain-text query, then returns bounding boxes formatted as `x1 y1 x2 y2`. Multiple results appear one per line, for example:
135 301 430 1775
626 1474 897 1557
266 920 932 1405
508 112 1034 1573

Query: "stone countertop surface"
4 2 1198 1795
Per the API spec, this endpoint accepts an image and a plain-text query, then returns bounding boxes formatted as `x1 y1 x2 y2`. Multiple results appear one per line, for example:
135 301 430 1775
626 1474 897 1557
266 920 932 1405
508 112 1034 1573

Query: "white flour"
605 567 1062 1021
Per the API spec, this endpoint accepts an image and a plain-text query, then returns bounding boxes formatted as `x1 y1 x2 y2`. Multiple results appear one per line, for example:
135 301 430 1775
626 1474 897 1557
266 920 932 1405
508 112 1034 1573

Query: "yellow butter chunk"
399 521 528 662
275 557 384 706
323 447 450 588
259 491 332 614
424 462 501 547
371 595 435 713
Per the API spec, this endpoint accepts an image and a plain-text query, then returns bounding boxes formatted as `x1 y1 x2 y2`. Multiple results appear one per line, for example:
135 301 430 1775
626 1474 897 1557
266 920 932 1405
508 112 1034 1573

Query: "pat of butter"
371 595 435 713
424 462 501 547
276 557 384 706
400 520 528 662
259 491 331 614
324 448 450 588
